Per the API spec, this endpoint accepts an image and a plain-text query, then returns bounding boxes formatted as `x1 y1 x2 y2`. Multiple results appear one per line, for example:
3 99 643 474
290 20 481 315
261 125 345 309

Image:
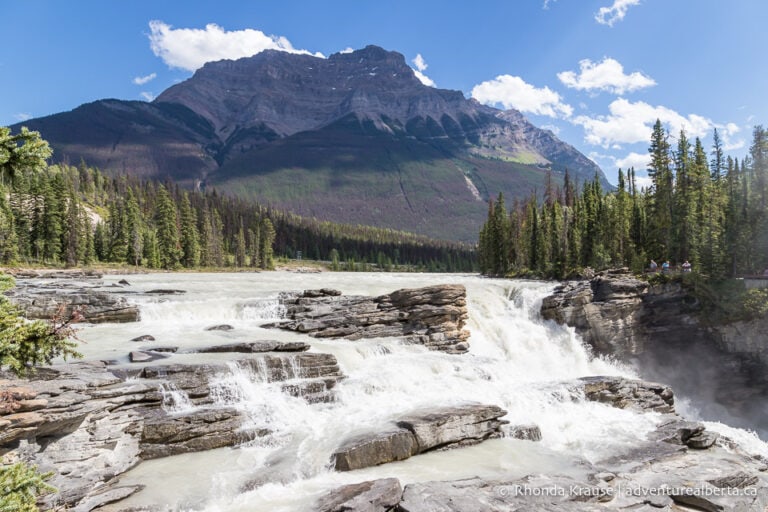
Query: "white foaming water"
81 272 766 512
159 383 196 415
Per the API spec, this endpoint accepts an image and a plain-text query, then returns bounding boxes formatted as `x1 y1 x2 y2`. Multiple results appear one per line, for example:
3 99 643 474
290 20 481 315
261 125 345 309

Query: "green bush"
742 288 768 318
0 274 80 375
0 462 55 512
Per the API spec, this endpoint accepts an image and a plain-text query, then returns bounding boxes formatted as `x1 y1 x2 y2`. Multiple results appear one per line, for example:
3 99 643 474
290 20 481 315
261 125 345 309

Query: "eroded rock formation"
0 347 344 510
542 270 768 434
331 404 508 471
268 284 471 354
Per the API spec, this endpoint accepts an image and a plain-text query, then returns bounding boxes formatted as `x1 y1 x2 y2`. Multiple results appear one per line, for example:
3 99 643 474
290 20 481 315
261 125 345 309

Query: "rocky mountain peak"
13 44 609 241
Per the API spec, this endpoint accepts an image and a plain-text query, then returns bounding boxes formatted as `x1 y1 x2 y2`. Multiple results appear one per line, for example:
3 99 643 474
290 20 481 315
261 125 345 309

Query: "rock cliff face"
542 270 768 435
268 285 471 354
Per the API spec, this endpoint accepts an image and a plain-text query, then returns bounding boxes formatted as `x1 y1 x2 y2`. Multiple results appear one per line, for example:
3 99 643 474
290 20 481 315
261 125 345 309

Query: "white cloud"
148 20 323 72
410 54 435 87
132 73 157 85
339 47 354 54
721 122 744 151
557 58 655 94
412 54 428 72
471 75 573 118
595 0 641 26
140 92 156 102
573 98 713 147
615 151 651 170
413 70 436 87
14 113 32 121
543 0 557 9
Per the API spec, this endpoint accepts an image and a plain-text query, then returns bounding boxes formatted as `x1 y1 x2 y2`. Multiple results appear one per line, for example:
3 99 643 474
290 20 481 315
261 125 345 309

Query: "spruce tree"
178 192 200 268
155 185 182 269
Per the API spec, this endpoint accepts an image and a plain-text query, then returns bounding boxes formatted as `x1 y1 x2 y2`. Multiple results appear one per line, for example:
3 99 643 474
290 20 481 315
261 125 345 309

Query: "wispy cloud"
595 0 641 27
14 113 32 122
471 75 573 118
558 58 655 95
148 21 323 72
140 92 155 102
542 0 557 9
411 54 435 87
133 73 157 85
541 124 561 135
339 47 354 54
412 54 428 72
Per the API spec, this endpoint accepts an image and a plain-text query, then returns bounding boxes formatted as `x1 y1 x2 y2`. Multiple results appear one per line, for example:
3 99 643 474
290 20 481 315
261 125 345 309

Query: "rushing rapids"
15 272 768 510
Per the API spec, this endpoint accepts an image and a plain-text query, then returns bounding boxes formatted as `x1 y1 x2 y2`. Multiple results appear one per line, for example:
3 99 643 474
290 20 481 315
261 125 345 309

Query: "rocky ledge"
331 404 508 471
267 284 470 354
6 275 140 323
318 379 768 512
0 346 344 510
541 269 768 434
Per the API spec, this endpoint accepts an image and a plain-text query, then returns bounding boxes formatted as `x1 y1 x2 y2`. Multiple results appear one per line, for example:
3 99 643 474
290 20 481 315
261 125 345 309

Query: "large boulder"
574 376 675 414
268 284 471 354
331 404 507 471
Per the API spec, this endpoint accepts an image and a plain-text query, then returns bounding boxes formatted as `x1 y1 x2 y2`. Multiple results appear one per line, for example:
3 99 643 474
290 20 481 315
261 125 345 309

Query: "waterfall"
90 272 768 512
159 382 196 414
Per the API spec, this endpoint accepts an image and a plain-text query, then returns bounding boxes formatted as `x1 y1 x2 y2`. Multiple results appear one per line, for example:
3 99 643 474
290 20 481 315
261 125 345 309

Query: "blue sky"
2 0 766 185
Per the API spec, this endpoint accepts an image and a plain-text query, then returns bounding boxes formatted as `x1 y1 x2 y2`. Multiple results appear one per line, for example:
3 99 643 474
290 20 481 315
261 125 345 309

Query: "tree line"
479 120 768 279
0 127 477 272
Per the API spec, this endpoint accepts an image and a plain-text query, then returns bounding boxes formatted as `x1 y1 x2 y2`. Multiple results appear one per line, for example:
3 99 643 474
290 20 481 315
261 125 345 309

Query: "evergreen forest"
479 121 768 280
0 127 477 272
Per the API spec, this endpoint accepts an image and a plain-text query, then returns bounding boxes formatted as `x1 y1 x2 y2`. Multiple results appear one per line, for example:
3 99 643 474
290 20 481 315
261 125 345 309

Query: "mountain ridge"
12 45 607 241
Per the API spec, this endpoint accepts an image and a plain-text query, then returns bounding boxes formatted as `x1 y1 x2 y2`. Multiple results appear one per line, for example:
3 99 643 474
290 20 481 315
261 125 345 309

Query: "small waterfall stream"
78 272 768 511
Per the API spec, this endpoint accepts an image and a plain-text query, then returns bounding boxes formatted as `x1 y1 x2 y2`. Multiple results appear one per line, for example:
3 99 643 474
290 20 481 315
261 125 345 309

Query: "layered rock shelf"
268 284 471 354
541 269 768 433
331 404 508 471
0 347 345 510
6 273 140 323
319 409 768 512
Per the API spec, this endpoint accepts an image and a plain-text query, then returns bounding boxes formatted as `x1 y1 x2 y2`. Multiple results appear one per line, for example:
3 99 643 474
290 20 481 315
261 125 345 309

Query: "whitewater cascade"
75 272 767 511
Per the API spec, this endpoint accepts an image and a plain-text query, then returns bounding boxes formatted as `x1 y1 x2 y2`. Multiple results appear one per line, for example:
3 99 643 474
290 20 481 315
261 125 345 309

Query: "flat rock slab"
130 335 156 342
205 324 234 331
332 403 507 471
572 376 675 414
129 351 171 363
333 428 419 471
192 341 310 353
270 284 471 354
139 407 267 459
315 478 403 512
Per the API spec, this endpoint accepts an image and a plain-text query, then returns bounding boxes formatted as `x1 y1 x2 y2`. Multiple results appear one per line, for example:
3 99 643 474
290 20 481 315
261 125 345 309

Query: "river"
77 272 767 511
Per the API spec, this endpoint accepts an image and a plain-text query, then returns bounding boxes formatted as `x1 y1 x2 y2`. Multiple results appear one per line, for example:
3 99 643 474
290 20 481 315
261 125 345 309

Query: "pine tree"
647 119 674 260
178 192 200 268
0 185 18 264
259 217 276 269
234 221 247 267
125 188 143 267
155 185 182 269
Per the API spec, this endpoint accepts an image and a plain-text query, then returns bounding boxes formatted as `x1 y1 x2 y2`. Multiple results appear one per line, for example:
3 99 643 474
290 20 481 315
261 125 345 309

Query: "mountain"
13 45 607 241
